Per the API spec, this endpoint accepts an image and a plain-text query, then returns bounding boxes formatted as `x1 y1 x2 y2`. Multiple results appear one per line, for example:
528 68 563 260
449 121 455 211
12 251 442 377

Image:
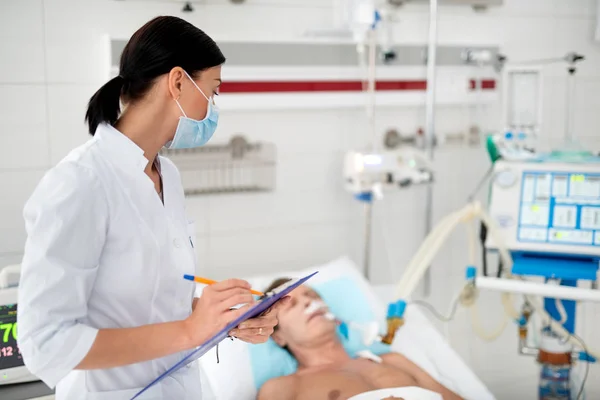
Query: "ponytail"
84 16 225 136
85 76 125 135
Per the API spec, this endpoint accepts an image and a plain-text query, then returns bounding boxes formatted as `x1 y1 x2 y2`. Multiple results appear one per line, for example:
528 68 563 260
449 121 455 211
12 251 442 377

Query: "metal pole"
364 201 373 280
422 0 438 297
565 66 576 145
368 28 378 153
363 20 378 280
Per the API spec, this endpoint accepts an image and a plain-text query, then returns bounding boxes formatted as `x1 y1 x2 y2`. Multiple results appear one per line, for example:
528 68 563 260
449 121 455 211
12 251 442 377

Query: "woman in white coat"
17 16 282 400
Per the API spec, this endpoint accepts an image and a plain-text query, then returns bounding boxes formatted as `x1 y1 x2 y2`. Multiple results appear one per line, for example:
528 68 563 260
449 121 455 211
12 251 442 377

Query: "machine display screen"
517 172 600 247
0 304 24 370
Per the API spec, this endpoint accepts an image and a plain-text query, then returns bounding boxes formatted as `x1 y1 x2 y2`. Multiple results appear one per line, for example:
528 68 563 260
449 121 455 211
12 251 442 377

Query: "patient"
257 279 463 400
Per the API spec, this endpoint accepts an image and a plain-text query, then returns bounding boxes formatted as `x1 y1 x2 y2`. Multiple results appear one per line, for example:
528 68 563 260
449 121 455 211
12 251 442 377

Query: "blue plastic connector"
354 192 373 203
387 303 397 319
395 300 407 318
516 316 527 327
465 266 477 280
338 322 350 340
371 10 382 29
578 352 597 363
505 131 514 140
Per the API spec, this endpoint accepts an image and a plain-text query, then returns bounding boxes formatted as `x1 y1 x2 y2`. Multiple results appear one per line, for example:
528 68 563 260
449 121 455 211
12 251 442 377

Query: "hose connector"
465 265 477 281
518 302 533 340
382 300 406 345
578 352 597 363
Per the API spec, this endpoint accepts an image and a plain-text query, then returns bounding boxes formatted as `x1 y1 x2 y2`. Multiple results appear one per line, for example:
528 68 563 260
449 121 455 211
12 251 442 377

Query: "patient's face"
272 285 337 348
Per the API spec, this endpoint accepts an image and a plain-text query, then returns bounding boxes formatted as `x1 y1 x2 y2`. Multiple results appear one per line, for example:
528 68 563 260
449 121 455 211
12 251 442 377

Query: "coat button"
173 239 181 248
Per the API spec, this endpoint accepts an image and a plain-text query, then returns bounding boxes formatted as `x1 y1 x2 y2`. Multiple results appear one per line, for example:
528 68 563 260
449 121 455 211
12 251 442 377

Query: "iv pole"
421 0 439 297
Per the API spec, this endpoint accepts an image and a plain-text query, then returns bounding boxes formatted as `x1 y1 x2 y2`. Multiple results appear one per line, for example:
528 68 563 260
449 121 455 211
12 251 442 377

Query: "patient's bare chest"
295 359 417 400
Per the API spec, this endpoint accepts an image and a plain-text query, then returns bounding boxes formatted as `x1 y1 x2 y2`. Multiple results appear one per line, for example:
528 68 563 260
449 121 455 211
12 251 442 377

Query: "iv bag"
349 0 376 43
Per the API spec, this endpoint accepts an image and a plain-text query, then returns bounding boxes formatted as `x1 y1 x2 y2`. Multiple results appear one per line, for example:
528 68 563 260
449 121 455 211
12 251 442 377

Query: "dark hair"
85 16 225 135
261 278 292 299
261 278 292 332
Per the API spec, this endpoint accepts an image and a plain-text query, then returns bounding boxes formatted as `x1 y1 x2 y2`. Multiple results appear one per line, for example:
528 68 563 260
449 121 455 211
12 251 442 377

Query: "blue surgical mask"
165 71 219 149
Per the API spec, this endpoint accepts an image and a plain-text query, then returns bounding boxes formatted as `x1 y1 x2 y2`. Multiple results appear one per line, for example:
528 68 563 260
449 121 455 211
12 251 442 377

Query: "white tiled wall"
1 0 600 398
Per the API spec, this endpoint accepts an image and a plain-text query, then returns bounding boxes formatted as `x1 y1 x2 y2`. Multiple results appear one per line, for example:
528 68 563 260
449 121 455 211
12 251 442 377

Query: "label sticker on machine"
518 171 600 247
548 229 593 245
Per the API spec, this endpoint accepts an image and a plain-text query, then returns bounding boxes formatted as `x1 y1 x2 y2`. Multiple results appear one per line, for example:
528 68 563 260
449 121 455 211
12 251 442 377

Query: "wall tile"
0 254 25 271
46 84 98 164
0 85 49 170
550 18 599 78
276 151 345 193
215 109 348 156
553 0 596 18
0 0 45 83
206 222 353 279
0 170 46 254
205 187 353 234
42 0 331 84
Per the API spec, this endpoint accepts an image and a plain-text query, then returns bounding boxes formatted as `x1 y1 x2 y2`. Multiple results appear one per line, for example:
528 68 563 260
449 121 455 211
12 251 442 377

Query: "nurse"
17 16 283 400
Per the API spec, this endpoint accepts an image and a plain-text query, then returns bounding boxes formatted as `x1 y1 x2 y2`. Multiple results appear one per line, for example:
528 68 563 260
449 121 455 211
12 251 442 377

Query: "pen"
183 274 264 296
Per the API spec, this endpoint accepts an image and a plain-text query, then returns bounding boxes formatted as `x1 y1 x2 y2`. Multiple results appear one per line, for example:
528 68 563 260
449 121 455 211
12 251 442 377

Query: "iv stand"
564 53 584 147
363 27 378 281
421 0 439 297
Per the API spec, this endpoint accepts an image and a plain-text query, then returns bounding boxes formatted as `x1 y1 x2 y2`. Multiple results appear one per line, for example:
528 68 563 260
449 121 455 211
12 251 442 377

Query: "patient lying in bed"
257 279 463 400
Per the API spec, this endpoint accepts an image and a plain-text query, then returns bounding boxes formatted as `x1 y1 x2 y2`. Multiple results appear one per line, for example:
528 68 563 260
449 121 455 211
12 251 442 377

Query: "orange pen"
183 274 264 296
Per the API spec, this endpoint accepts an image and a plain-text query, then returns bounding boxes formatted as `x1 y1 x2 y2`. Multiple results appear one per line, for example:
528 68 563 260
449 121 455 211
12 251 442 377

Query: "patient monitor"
0 265 39 385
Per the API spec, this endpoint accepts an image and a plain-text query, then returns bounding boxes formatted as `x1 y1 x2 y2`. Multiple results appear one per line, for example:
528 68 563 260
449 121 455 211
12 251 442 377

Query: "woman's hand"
228 297 290 344
184 279 255 346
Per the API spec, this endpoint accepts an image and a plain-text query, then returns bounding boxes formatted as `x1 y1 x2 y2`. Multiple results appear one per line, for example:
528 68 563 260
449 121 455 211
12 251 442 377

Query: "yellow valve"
382 317 404 345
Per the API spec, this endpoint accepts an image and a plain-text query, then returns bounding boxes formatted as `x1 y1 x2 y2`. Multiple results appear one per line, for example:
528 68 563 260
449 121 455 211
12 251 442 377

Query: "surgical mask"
165 71 219 149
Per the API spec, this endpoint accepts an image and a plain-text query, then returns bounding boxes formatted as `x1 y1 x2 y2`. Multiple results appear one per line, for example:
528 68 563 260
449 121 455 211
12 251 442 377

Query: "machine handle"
0 264 21 289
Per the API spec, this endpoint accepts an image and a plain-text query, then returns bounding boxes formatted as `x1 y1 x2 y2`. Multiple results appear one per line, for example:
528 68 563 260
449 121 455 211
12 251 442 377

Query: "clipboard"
131 271 319 399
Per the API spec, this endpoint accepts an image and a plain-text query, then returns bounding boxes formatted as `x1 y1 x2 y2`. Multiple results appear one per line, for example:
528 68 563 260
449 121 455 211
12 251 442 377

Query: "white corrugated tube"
392 201 600 359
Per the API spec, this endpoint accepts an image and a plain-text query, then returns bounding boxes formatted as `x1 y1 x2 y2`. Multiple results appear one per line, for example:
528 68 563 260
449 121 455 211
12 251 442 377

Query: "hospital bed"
2 257 493 400
197 256 495 400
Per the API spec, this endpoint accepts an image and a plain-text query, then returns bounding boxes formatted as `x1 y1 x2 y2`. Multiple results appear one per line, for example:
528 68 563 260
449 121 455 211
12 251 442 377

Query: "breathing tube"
382 201 600 360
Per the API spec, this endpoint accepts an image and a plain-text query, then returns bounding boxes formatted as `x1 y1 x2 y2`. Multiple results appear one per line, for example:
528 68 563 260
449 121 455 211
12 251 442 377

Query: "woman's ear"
167 67 186 100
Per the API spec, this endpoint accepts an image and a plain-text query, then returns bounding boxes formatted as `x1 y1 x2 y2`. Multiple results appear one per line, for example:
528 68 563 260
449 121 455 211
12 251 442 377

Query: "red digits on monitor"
0 346 13 357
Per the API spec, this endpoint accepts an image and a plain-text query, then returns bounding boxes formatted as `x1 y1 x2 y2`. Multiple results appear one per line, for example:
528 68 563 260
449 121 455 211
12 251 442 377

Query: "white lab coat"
18 123 202 399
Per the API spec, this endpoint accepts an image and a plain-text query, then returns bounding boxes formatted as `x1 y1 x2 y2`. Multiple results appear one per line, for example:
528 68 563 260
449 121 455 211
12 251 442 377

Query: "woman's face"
172 65 222 121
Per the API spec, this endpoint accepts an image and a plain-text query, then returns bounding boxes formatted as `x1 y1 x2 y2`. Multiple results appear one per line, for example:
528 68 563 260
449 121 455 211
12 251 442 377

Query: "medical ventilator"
371 150 600 399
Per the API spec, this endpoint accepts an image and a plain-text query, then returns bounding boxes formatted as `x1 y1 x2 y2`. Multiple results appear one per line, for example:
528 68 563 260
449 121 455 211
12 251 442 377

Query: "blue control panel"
517 171 600 247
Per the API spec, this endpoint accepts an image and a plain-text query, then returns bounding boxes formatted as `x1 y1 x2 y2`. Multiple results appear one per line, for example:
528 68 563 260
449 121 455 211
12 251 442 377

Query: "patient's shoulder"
380 352 411 365
258 375 298 400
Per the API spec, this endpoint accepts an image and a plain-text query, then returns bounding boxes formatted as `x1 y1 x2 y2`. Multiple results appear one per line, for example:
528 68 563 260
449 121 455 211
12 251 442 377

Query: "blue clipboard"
131 271 319 399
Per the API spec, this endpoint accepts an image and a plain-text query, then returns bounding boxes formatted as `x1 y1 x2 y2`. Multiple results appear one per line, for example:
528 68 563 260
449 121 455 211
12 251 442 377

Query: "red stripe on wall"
219 79 496 93
469 79 496 90
219 80 428 93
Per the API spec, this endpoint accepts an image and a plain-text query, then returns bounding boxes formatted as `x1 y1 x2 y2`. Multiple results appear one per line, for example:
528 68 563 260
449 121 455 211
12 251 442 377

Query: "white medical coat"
18 123 202 399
